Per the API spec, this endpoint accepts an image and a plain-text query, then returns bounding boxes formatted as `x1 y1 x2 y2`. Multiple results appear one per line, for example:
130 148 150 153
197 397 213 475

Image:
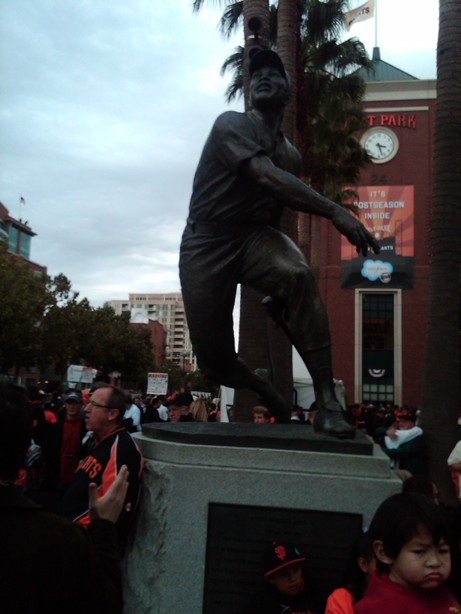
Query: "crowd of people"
18 384 144 539
245 491 461 614
2 380 461 613
249 399 461 485
244 400 461 613
0 381 140 613
22 384 461 518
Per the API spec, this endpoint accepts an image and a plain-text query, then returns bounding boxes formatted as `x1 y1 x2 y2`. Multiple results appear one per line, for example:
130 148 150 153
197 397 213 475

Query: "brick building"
315 49 436 407
130 318 167 367
107 292 195 370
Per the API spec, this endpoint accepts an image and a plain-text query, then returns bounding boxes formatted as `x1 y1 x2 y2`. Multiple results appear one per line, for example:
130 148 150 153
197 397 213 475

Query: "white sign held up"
147 372 169 395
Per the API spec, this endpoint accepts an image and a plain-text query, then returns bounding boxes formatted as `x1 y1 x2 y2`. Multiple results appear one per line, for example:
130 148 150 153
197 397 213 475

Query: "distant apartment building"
106 293 196 370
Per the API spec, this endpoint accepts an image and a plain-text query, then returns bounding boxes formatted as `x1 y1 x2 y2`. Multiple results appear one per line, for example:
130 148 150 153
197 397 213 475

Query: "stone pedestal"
123 423 400 614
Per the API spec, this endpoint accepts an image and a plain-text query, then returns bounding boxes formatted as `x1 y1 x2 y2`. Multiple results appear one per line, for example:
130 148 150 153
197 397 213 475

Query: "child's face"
386 526 451 590
269 562 305 596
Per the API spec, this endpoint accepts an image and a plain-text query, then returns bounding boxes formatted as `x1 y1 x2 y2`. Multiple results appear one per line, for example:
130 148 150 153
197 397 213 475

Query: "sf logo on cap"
275 545 286 561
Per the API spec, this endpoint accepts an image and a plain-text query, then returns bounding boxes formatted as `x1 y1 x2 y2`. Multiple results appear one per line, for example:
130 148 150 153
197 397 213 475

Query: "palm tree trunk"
242 0 271 107
277 0 299 140
235 0 303 421
233 0 272 421
266 0 301 410
420 0 461 506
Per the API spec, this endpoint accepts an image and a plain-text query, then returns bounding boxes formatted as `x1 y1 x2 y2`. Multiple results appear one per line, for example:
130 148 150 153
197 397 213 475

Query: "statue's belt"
186 218 259 236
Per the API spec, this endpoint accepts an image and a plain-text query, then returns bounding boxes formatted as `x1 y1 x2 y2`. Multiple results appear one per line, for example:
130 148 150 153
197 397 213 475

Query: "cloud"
0 0 437 308
1 0 242 306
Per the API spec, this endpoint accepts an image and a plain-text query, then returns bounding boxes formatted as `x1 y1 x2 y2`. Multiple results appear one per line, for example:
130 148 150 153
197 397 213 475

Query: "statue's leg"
179 230 291 422
241 227 355 438
300 348 355 438
184 323 291 423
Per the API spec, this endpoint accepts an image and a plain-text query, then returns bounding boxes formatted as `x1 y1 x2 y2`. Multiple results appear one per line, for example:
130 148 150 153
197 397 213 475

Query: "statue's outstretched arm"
243 155 380 257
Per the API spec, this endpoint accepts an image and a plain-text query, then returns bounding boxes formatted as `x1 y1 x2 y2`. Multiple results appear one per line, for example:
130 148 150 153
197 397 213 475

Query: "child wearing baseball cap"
243 540 321 613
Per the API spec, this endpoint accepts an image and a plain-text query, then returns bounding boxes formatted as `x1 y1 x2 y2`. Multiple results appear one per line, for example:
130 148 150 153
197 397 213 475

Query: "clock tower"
315 47 436 408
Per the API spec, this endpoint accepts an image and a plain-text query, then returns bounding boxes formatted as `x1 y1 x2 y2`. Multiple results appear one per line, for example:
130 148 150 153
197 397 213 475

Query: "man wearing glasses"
59 383 144 548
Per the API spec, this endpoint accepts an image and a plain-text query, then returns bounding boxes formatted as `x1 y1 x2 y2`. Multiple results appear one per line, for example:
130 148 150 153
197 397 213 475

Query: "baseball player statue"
179 49 379 438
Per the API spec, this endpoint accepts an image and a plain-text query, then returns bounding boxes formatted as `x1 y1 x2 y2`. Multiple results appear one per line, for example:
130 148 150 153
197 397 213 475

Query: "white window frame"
354 288 402 405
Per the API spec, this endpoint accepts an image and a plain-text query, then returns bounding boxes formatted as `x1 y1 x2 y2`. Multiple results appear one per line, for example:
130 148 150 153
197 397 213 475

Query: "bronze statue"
179 49 379 437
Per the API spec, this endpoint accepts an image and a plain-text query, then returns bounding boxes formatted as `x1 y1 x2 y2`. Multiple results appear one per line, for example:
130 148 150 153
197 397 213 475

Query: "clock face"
361 128 399 164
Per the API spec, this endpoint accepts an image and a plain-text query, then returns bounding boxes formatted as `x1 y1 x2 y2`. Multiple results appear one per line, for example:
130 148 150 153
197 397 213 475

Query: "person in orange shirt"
324 532 375 614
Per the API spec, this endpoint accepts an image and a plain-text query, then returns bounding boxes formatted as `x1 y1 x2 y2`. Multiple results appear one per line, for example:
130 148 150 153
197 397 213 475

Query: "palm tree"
420 0 461 505
297 1 370 196
234 0 277 419
253 0 300 413
296 0 371 275
277 0 300 140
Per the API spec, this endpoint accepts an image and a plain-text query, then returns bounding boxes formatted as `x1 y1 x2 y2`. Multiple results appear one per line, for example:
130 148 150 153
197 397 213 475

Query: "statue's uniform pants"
179 222 331 388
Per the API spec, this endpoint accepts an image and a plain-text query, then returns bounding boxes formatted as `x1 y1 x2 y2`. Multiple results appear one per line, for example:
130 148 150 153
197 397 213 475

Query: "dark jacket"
243 584 321 614
0 484 122 614
59 426 143 545
41 417 87 494
383 434 426 475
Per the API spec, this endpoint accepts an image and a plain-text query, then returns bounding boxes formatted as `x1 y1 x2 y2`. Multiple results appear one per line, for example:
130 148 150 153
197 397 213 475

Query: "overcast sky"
1 0 439 307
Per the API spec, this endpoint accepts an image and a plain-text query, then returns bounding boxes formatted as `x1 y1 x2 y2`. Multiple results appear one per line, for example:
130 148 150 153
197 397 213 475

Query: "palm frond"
302 0 350 43
219 1 244 38
220 45 244 76
192 0 206 13
225 74 244 102
192 0 228 13
220 45 244 101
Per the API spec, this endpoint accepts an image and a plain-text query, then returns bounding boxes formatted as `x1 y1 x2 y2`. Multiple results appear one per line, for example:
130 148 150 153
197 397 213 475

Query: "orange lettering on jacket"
79 455 103 479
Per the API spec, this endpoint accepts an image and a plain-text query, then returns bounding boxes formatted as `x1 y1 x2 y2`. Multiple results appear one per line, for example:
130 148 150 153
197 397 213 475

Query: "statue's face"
250 66 289 111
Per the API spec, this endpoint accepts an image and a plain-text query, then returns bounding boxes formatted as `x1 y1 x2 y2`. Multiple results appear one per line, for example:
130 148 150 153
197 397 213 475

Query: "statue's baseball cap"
249 48 287 80
263 541 306 577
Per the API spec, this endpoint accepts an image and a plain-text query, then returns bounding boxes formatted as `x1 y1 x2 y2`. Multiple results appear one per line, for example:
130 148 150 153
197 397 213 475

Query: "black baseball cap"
263 541 306 577
166 392 193 408
249 48 287 80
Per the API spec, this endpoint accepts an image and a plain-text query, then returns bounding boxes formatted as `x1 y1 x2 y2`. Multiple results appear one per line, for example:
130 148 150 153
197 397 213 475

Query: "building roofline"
0 202 36 236
6 215 36 236
364 79 437 102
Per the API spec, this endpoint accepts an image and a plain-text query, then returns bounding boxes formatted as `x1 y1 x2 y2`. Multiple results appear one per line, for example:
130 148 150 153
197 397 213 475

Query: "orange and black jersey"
59 426 143 541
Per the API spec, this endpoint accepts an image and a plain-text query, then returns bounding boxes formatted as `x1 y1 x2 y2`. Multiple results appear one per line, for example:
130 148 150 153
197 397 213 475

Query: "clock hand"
376 142 385 153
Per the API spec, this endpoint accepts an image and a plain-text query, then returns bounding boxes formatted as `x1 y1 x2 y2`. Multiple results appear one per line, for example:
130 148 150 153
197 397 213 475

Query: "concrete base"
122 424 400 614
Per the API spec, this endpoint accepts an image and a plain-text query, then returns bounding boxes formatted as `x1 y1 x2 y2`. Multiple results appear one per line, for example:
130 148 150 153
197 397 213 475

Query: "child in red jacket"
354 493 460 614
